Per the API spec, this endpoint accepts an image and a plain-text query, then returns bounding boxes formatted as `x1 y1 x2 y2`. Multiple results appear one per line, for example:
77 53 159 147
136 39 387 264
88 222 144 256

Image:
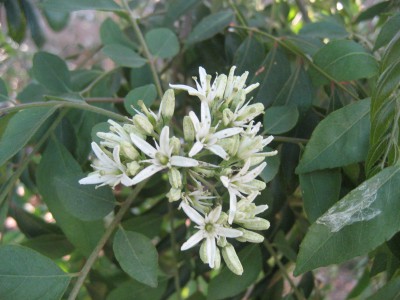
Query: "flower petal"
216 226 243 238
206 237 216 268
240 162 267 183
120 173 132 186
130 133 157 158
201 101 211 130
208 205 222 223
181 202 204 226
129 164 165 186
91 142 115 167
170 156 199 167
189 141 204 157
159 126 170 155
207 144 228 160
181 230 204 251
189 111 201 132
228 188 238 224
169 84 200 95
79 173 106 185
213 127 243 139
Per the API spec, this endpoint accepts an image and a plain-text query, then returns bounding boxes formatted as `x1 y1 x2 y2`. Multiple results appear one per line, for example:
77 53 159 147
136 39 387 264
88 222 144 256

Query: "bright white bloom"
180 186 215 214
97 120 131 148
189 101 242 160
79 142 131 188
234 192 268 223
126 126 198 185
223 66 259 102
180 203 242 268
220 160 267 224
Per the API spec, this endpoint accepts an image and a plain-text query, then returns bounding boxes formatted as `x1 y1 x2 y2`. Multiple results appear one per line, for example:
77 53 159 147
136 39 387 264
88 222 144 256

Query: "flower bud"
229 89 245 110
200 240 221 269
167 187 181 202
169 136 181 155
168 168 182 189
183 116 195 143
222 243 243 275
218 135 239 157
222 108 234 126
214 74 227 101
137 100 157 125
217 236 227 248
160 89 175 122
240 217 270 231
120 141 139 160
236 103 264 123
123 124 145 138
217 212 229 225
193 167 215 178
126 161 141 176
235 228 264 243
132 114 154 135
247 179 266 191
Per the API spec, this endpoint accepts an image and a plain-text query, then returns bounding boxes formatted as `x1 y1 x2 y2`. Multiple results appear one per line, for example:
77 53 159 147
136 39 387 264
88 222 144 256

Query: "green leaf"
299 169 342 223
102 44 147 68
100 18 136 49
22 234 74 259
233 36 264 75
355 0 391 23
260 147 280 184
113 228 158 287
122 214 163 238
124 84 157 115
0 245 70 300
367 277 400 300
375 13 400 50
42 0 121 13
311 40 378 85
294 165 400 275
207 245 262 300
0 79 8 102
107 279 167 300
21 0 45 47
91 121 110 144
145 28 179 59
54 174 115 221
299 21 348 40
264 106 299 134
37 139 104 256
296 99 370 174
0 107 57 167
42 8 69 32
186 10 234 45
32 52 71 93
4 0 26 43
164 0 199 26
17 83 47 103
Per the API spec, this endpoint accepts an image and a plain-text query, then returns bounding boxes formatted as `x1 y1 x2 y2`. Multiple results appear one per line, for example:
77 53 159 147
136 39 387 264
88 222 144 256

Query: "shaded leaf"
260 147 280 184
355 1 391 23
299 21 348 40
164 0 199 26
17 83 47 103
22 234 74 259
100 18 136 49
145 28 179 59
122 214 163 238
124 84 157 115
103 44 147 68
0 78 8 102
233 36 264 75
107 279 167 300
264 106 299 134
42 0 121 13
367 276 400 300
375 13 400 50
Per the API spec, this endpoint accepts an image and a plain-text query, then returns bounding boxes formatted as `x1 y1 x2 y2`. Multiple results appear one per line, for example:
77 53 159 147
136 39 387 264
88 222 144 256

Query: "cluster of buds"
80 66 277 275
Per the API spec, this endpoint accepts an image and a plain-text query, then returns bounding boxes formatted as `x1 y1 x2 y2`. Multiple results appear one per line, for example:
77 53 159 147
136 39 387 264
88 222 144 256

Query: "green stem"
0 108 67 207
168 202 182 300
233 25 360 100
270 136 309 144
122 0 163 98
80 68 120 95
67 180 147 300
0 101 127 123
264 240 305 300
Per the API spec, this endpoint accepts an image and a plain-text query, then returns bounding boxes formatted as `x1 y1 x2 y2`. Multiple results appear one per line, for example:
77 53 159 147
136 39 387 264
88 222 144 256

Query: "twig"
294 0 310 23
67 180 147 300
80 68 120 95
85 97 124 103
168 202 182 300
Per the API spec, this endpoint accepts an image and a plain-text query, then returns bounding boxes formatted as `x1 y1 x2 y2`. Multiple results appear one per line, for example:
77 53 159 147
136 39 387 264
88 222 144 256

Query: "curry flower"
180 203 242 268
79 142 131 188
189 101 242 160
126 126 198 185
220 160 267 224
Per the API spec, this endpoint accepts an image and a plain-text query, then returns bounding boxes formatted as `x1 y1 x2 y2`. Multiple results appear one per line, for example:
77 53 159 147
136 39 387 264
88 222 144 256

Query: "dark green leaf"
107 279 167 300
367 276 400 300
42 8 69 31
0 245 70 300
233 36 264 75
299 21 348 40
124 84 157 115
4 0 26 43
282 35 324 56
295 165 400 275
145 28 179 59
264 106 299 134
299 169 341 223
0 78 8 102
0 107 57 167
122 214 163 238
113 228 158 287
260 147 280 184
20 0 45 47
32 52 71 93
17 83 47 103
186 10 234 45
100 18 136 49
42 0 121 13
102 44 147 68
54 174 115 221
311 40 378 85
207 245 262 300
296 99 370 173
355 1 391 23
91 122 110 144
375 13 400 50
164 0 199 26
22 234 74 259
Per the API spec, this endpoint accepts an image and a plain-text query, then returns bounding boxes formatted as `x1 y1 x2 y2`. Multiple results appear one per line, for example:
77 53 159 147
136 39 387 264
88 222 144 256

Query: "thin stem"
0 108 67 206
67 180 147 300
264 240 305 300
85 97 124 103
1 101 127 123
122 0 163 98
168 202 182 300
233 25 360 100
294 0 310 23
80 68 120 95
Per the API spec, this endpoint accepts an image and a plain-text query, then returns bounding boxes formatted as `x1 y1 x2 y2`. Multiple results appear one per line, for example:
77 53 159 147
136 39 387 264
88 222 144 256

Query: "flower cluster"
80 66 277 275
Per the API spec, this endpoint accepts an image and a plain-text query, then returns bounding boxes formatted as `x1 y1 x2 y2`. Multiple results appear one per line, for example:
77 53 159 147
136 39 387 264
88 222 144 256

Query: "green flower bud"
248 179 266 191
126 161 141 176
132 114 154 135
222 243 243 275
217 212 229 225
183 116 195 142
214 74 227 101
235 228 264 243
229 89 246 110
200 240 221 269
169 136 181 155
217 236 227 247
193 167 215 178
218 135 239 157
137 100 157 125
167 187 181 202
222 108 234 126
168 168 182 189
123 124 145 138
160 89 175 122
236 103 265 123
240 217 270 231
120 141 139 160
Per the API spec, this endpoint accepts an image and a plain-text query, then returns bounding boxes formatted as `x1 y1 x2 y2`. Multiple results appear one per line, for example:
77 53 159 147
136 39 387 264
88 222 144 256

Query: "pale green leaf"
124 84 157 116
375 13 400 50
264 106 299 134
107 279 167 300
102 44 147 68
145 28 179 59
42 0 121 12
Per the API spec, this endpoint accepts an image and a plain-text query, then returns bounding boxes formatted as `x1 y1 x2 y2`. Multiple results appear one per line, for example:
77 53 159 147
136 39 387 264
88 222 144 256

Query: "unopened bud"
120 141 139 160
193 167 215 177
222 243 243 275
200 240 221 269
123 124 145 138
132 114 153 135
183 116 195 142
236 228 264 243
222 108 234 126
214 74 227 100
127 161 141 176
236 103 264 123
169 137 181 155
160 89 175 122
230 89 245 110
218 135 239 157
167 187 181 202
217 212 229 225
137 100 157 125
168 168 182 189
248 179 266 191
240 217 270 230
217 236 227 247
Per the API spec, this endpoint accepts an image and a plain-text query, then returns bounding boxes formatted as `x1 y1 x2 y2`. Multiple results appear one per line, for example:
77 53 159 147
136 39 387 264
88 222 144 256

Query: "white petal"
244 82 259 94
216 227 243 238
113 145 122 166
159 126 170 155
237 159 251 177
91 142 115 166
189 141 204 157
130 133 156 158
228 188 238 224
207 144 228 160
120 173 132 186
79 173 106 185
181 202 204 226
189 111 201 132
220 176 230 188
199 67 207 89
208 205 222 223
129 164 165 186
240 162 267 183
262 135 274 147
206 237 216 268
169 83 200 95
213 127 243 139
201 101 211 130
254 204 269 215
170 156 199 167
181 230 204 251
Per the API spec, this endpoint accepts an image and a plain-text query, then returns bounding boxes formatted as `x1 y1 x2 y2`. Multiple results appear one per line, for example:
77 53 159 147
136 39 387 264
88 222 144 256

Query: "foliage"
0 0 400 299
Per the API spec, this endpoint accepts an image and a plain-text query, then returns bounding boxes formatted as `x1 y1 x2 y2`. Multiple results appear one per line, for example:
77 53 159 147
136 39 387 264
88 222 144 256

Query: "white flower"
125 126 199 185
97 120 131 148
189 101 242 160
180 186 215 214
234 192 268 223
180 203 242 268
220 160 267 224
79 142 131 188
224 66 259 102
